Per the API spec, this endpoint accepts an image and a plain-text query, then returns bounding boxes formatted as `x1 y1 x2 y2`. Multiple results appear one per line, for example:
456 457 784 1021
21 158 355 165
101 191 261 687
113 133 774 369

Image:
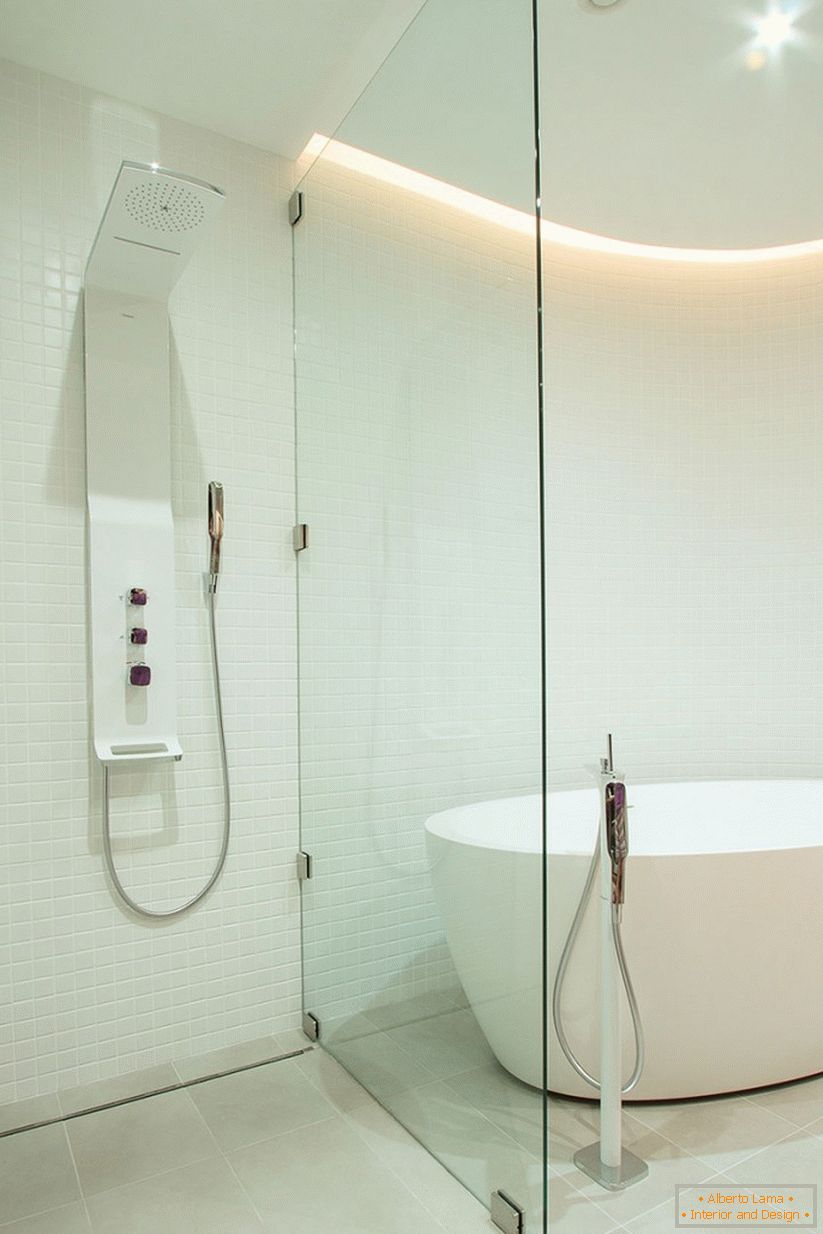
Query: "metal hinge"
289 190 304 227
293 523 309 552
302 1011 320 1042
296 851 312 881
491 1191 524 1234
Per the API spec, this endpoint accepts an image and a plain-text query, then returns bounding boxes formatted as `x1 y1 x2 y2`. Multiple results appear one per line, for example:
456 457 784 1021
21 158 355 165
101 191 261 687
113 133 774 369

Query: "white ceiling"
3 0 823 248
0 0 427 160
338 0 823 250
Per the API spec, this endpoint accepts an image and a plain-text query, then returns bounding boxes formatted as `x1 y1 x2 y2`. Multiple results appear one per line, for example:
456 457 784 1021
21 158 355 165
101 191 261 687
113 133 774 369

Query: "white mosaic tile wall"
543 248 823 787
296 156 823 1024
0 58 300 1102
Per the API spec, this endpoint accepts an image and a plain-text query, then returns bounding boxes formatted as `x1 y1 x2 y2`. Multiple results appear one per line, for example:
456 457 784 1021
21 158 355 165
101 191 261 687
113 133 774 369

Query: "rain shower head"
85 161 225 298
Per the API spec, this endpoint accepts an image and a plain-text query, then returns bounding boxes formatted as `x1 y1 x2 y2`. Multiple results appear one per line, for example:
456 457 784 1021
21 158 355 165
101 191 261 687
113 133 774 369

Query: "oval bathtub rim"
424 780 823 859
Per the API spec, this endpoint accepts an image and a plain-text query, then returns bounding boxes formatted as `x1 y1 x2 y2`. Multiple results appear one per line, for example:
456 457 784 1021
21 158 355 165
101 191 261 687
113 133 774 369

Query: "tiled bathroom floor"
2 1028 823 1234
327 996 823 1234
0 1049 493 1234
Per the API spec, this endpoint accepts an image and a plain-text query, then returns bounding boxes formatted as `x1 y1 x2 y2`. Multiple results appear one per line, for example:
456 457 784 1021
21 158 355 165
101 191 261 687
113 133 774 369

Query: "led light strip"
300 133 823 265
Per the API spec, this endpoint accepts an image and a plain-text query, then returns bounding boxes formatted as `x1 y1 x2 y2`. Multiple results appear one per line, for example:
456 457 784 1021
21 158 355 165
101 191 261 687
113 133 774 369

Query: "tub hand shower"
551 735 648 1190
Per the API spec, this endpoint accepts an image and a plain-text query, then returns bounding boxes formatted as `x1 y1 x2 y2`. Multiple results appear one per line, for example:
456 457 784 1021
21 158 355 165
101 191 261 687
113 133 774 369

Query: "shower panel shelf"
97 741 183 765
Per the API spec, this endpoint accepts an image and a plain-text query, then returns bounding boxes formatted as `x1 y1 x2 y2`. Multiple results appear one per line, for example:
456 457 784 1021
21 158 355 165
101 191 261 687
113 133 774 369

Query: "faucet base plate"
573 1143 649 1190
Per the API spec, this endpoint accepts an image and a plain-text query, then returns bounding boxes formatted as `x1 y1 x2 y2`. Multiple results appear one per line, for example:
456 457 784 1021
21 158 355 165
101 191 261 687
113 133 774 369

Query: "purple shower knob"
130 627 148 645
129 588 148 606
129 663 151 687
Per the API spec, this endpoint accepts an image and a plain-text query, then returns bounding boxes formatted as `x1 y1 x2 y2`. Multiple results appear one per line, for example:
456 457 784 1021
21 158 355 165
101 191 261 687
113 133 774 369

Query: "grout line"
219 1144 270 1230
740 1090 820 1131
0 1200 94 1234
687 1117 823 1176
60 1122 94 1233
0 1047 311 1142
69 1145 226 1207
205 1109 341 1160
175 1083 230 1161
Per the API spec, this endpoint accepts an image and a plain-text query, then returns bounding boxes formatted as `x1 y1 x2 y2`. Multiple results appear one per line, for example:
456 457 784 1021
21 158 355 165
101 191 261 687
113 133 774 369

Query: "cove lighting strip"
300 133 823 265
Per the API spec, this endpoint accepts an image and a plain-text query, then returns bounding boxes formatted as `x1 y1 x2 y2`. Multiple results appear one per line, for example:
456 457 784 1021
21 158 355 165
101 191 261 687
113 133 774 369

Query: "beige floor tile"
720 1118 823 1185
0 1125 81 1225
387 1009 495 1079
342 1096 494 1233
333 1031 437 1101
0 1094 61 1136
295 1047 374 1112
58 1065 178 1118
85 1156 264 1234
629 1094 798 1173
0 1202 91 1234
187 1056 335 1152
229 1114 446 1233
66 1089 218 1197
173 1035 284 1084
744 1074 823 1129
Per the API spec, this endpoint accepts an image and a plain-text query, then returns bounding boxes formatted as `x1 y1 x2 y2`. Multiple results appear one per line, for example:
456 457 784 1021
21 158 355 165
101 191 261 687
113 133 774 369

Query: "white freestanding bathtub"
425 782 823 1101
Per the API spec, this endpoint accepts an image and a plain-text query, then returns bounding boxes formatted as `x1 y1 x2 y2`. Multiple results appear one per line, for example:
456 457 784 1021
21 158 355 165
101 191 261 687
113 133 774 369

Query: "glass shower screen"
292 0 547 1228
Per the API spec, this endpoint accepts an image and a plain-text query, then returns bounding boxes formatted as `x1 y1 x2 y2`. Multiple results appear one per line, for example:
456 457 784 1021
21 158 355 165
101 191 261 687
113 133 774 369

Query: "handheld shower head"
208 482 224 591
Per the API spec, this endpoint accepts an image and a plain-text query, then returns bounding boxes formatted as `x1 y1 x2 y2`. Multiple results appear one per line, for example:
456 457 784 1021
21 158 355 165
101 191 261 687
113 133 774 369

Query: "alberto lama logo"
675 1184 817 1227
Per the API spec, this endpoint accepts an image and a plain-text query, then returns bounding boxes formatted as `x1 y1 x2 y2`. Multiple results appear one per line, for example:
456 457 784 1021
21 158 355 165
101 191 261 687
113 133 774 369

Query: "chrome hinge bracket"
491 1191 524 1234
293 523 309 552
289 190 304 227
296 851 312 881
302 1011 320 1042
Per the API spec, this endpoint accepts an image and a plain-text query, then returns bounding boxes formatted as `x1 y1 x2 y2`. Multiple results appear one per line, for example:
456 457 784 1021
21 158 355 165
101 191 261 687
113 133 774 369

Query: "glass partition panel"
294 1 547 1227
536 3 823 1232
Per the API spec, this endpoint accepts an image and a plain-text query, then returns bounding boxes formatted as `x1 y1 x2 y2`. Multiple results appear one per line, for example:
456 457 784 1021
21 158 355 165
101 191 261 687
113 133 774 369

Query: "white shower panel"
84 286 181 763
84 162 225 765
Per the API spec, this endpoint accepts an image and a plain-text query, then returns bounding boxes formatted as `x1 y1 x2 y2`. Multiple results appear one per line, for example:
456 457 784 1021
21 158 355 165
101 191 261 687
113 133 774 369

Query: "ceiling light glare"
754 6 795 48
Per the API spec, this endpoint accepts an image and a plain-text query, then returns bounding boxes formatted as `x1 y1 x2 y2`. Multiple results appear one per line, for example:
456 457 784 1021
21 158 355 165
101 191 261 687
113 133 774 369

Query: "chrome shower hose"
102 584 230 919
551 836 645 1094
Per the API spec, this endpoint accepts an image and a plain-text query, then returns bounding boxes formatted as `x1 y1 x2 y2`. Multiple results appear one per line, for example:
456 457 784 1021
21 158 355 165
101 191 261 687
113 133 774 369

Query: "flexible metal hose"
102 582 230 919
551 836 645 1094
